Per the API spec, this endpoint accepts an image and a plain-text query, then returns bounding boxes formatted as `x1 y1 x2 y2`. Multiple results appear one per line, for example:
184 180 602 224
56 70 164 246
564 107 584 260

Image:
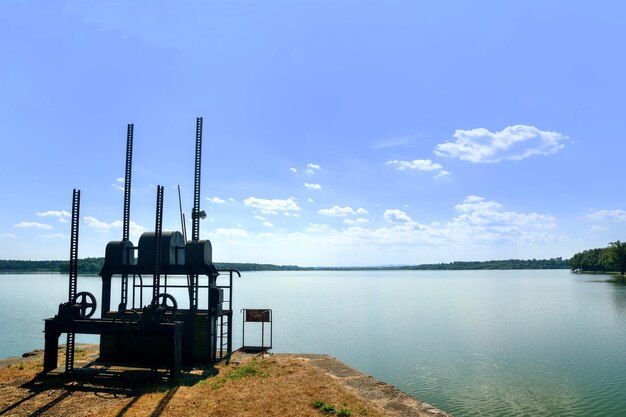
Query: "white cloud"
58 218 69 224
371 136 413 150
386 159 443 171
244 197 300 215
305 163 321 175
304 183 322 190
318 206 356 217
384 209 413 223
289 167 298 173
318 206 368 217
14 222 53 230
307 198 314 203
39 233 67 239
454 196 502 213
36 210 70 218
450 196 555 231
590 226 609 232
212 228 248 237
111 177 125 191
0 233 16 238
206 196 226 204
294 196 557 249
84 216 113 232
344 218 369 225
435 125 568 163
386 159 450 178
257 232 274 238
306 223 336 233
262 221 274 228
84 216 145 235
583 209 626 222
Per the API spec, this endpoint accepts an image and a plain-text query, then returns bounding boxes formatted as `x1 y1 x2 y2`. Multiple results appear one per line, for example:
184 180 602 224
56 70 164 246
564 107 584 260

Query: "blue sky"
1 0 625 266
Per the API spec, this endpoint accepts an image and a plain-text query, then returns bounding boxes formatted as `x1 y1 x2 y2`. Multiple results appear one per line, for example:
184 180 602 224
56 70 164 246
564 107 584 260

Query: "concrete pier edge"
278 353 452 417
1 346 452 416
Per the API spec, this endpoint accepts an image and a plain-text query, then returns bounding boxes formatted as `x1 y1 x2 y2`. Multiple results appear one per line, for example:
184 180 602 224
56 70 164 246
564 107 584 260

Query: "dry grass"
0 346 385 417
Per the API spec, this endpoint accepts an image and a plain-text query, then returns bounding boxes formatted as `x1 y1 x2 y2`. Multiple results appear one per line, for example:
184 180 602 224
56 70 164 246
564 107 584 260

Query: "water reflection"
611 282 626 314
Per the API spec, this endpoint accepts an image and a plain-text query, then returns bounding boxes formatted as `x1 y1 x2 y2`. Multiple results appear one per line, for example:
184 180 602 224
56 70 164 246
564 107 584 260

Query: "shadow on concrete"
0 364 217 417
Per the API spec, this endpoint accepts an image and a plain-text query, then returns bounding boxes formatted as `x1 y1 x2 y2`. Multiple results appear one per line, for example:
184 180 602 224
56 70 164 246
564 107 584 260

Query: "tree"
606 241 626 279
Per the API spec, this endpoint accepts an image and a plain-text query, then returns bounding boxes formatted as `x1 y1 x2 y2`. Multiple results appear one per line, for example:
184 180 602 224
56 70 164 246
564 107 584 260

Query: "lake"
1 270 625 416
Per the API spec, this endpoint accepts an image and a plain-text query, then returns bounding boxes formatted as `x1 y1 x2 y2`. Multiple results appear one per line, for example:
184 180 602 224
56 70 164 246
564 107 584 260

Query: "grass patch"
313 399 351 416
205 359 269 390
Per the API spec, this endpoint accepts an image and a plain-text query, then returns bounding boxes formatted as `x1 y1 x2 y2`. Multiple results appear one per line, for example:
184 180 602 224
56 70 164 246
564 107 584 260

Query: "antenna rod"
191 117 203 243
122 124 134 241
178 185 187 243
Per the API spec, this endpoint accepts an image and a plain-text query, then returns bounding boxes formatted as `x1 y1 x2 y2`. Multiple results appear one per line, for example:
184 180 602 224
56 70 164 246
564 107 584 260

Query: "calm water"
1 270 625 417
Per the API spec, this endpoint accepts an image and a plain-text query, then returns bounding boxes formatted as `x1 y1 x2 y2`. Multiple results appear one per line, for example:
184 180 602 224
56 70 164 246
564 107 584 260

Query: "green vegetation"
0 257 570 273
0 258 103 274
569 241 626 283
312 400 351 416
207 359 268 390
385 257 568 270
0 258 300 274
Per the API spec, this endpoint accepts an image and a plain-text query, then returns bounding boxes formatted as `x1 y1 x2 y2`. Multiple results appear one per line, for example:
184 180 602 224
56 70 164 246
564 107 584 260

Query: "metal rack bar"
122 124 133 241
120 124 134 309
66 189 80 372
68 189 80 302
191 117 202 243
152 185 164 302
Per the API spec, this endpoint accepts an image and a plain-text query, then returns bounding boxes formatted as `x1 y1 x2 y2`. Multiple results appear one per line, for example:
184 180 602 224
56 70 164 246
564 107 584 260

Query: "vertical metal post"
151 185 164 379
241 309 245 351
191 116 202 243
68 189 80 303
66 189 80 373
153 185 164 302
122 124 133 241
189 117 203 311
120 124 133 309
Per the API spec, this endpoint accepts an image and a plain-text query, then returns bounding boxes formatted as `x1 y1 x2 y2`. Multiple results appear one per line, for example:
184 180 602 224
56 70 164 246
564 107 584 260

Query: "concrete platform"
275 354 452 417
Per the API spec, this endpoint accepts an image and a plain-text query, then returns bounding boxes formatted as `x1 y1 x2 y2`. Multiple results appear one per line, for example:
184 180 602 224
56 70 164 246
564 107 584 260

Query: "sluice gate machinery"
43 118 240 380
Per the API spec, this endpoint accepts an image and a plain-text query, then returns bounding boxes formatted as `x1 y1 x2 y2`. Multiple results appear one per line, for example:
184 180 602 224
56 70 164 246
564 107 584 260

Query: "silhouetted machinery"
43 118 239 380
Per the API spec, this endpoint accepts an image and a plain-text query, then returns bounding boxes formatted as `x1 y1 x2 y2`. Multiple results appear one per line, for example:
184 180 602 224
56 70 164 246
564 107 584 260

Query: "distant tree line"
0 258 104 274
0 257 571 274
0 258 302 274
570 241 626 281
393 258 569 270
297 258 569 271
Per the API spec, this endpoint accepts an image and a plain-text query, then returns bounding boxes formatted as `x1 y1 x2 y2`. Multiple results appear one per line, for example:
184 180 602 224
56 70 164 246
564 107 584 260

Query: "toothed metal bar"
122 124 133 242
192 117 202 243
153 185 164 302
